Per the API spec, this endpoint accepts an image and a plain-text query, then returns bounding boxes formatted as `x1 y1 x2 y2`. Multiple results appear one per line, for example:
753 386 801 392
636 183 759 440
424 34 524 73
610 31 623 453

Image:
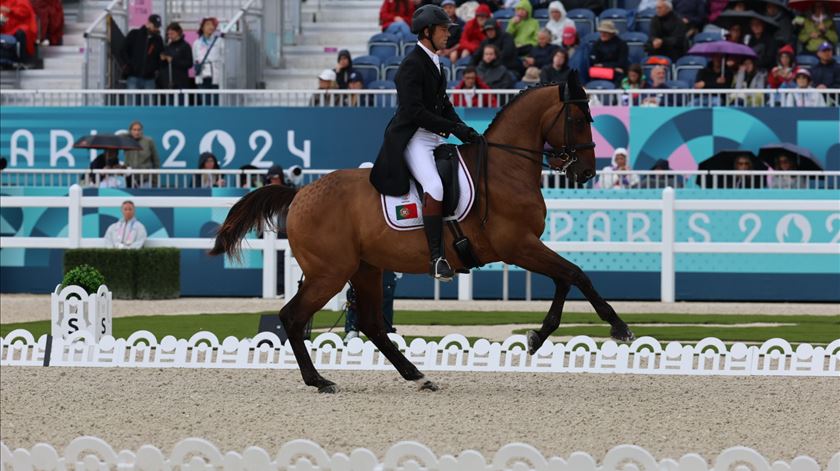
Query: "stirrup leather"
430 257 454 281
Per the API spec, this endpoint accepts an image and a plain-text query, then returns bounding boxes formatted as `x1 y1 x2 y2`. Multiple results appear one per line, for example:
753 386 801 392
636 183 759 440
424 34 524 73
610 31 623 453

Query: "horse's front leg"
504 237 635 353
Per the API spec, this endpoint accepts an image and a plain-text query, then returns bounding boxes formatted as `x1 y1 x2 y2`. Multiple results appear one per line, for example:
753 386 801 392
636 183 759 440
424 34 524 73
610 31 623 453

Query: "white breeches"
405 128 445 201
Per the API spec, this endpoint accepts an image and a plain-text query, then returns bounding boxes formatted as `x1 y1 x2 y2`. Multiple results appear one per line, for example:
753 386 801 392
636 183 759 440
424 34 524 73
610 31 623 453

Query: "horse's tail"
209 185 298 259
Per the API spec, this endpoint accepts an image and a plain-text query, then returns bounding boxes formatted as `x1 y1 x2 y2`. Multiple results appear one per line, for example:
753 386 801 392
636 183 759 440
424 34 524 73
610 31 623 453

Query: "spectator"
727 154 759 189
98 152 127 189
784 67 827 107
645 1 687 61
458 3 490 59
765 1 794 46
747 17 778 71
694 55 733 89
196 152 225 188
0 0 36 61
335 50 355 89
524 29 558 69
811 41 840 89
769 153 808 189
707 0 728 23
453 66 498 107
545 1 576 47
380 0 417 41
473 22 521 74
647 64 668 88
641 159 682 188
345 271 400 340
159 22 193 90
122 14 164 90
796 2 838 54
590 20 628 83
439 0 465 62
265 165 286 186
768 44 796 89
124 121 161 188
346 71 374 107
673 0 705 37
521 66 541 84
540 48 571 83
726 23 745 44
641 65 669 105
730 57 766 106
104 201 147 249
239 164 259 188
562 0 605 14
311 69 337 106
31 0 63 46
599 148 639 189
477 44 514 88
620 63 646 90
507 0 539 55
193 18 222 91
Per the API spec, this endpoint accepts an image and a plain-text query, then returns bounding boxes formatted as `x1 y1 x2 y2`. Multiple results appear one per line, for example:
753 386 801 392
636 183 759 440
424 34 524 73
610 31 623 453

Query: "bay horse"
211 75 635 393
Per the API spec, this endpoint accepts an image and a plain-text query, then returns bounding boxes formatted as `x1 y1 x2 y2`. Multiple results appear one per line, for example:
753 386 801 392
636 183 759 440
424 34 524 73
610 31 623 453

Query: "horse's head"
543 71 596 184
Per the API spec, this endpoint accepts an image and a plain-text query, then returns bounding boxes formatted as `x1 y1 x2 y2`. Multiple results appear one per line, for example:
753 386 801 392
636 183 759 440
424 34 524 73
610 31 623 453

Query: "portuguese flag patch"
395 203 419 220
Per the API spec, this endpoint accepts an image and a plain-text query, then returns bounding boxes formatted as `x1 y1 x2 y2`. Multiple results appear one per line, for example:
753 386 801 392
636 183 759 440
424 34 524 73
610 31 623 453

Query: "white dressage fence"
1 185 838 302
2 329 838 377
2 436 836 471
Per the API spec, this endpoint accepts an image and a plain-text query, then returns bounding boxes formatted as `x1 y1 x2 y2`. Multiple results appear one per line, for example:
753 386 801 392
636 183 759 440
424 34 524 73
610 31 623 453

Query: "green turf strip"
2 311 837 344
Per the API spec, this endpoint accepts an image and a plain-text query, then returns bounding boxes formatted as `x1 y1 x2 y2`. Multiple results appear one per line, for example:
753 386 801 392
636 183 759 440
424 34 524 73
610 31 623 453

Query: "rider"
370 4 481 281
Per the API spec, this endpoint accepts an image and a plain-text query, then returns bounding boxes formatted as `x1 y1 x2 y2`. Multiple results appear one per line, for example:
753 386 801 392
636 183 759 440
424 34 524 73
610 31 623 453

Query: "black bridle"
485 85 595 174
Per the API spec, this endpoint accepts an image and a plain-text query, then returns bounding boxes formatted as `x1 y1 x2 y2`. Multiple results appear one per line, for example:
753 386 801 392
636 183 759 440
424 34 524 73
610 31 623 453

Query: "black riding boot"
422 193 454 281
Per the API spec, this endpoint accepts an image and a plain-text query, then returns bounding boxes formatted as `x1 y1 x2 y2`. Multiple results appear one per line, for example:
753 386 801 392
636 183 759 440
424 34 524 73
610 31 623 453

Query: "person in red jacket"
0 0 38 60
768 44 796 89
380 0 418 40
457 4 490 59
452 66 498 107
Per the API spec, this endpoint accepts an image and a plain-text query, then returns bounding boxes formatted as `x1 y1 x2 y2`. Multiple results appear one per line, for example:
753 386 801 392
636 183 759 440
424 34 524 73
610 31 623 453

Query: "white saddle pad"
381 148 475 231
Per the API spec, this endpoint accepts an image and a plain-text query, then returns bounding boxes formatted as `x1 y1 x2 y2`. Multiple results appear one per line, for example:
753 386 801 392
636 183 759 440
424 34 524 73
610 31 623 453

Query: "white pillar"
661 187 676 303
457 272 472 301
262 224 277 299
68 184 82 248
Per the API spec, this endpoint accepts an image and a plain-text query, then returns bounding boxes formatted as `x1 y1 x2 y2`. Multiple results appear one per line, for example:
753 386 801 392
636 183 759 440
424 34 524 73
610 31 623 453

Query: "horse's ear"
561 69 586 101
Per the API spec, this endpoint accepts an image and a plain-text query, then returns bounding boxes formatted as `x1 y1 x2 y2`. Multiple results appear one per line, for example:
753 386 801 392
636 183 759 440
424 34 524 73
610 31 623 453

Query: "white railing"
3 437 835 471
2 169 838 191
2 88 838 108
3 329 838 377
0 186 837 302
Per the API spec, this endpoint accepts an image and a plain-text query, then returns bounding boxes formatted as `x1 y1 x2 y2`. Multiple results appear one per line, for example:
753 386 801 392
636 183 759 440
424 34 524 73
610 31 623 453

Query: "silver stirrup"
432 257 454 282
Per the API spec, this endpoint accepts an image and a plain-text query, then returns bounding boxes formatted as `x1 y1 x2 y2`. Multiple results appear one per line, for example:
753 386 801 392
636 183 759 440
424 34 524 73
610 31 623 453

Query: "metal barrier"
1 186 837 302
1 169 838 191
82 0 128 91
3 88 838 108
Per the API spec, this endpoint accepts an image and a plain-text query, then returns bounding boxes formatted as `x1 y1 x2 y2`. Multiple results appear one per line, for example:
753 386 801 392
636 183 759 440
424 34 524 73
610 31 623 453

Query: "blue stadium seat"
632 8 654 35
582 31 601 48
692 31 722 45
796 54 819 69
498 19 510 31
383 55 403 81
352 55 382 84
448 79 460 89
401 42 416 56
599 8 630 34
619 0 641 9
514 81 530 89
620 31 649 64
641 55 672 81
493 8 515 19
567 9 596 37
453 56 472 80
368 33 400 61
585 79 616 89
368 79 396 89
538 18 548 28
674 55 707 84
666 79 689 89
533 8 549 19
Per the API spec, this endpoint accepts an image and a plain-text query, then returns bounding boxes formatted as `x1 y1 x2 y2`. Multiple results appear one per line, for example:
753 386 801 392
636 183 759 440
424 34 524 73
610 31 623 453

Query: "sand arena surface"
1 367 838 464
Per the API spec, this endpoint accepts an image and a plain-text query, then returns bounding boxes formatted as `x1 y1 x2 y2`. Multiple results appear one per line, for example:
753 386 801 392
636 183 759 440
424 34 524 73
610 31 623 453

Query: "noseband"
486 85 595 174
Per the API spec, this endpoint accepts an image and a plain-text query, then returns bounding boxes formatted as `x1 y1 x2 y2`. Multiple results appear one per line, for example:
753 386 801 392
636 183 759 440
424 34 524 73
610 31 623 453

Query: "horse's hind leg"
505 238 635 353
351 262 438 391
279 275 346 393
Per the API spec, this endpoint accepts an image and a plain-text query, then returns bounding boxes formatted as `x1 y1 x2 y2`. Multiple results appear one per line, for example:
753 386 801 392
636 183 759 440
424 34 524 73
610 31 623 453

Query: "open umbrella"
788 0 840 14
758 143 823 171
696 150 764 187
726 0 792 15
714 9 780 30
687 40 757 78
73 134 142 150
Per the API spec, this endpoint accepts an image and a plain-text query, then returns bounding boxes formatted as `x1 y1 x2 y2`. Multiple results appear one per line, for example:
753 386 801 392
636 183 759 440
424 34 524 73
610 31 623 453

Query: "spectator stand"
351 55 382 85
368 33 401 62
383 56 403 81
674 55 708 84
599 8 631 34
632 8 654 36
567 9 596 37
620 31 649 64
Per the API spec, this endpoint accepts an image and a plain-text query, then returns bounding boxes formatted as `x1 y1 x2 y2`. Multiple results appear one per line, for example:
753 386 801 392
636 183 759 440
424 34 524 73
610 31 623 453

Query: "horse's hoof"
318 383 339 394
610 324 635 343
417 379 439 392
526 330 542 355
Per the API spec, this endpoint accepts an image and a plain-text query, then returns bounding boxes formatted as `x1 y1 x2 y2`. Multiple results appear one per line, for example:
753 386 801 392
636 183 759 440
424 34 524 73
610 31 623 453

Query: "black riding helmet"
411 4 454 35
